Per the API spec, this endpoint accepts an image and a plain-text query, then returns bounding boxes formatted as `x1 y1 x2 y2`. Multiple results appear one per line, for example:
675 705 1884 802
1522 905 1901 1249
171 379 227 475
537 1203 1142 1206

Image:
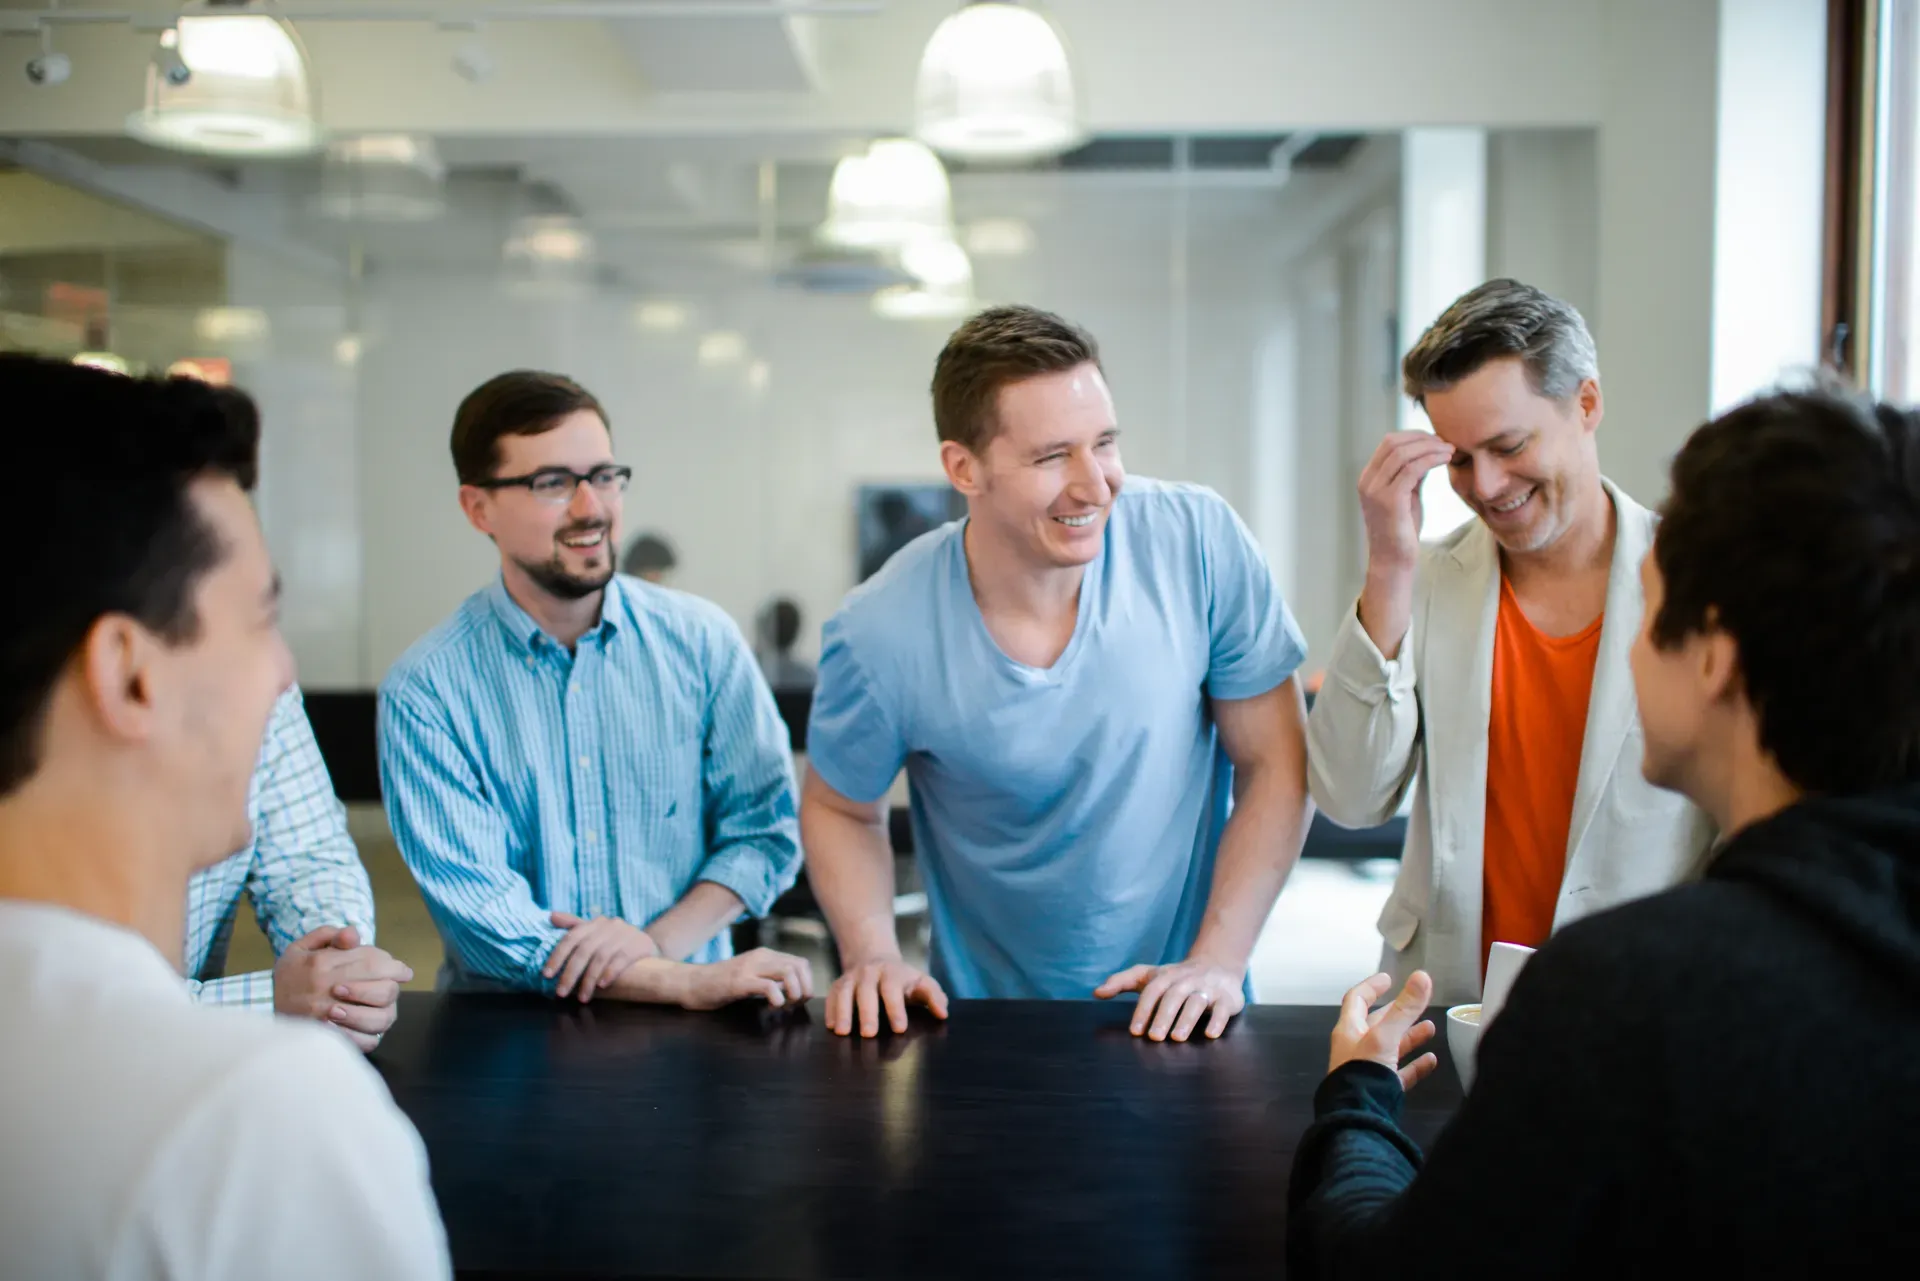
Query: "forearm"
801 802 900 965
601 956 697 1005
1189 757 1313 972
645 881 747 960
1355 561 1415 660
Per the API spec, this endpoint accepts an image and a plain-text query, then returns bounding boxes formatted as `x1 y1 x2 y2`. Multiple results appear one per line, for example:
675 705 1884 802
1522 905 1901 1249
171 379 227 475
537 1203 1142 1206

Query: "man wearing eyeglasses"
377 370 812 1010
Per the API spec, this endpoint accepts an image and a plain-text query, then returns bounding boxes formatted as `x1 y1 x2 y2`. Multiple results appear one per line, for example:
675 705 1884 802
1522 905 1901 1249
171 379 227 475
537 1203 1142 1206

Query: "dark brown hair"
1652 385 1920 792
930 305 1101 453
0 355 260 795
450 370 607 485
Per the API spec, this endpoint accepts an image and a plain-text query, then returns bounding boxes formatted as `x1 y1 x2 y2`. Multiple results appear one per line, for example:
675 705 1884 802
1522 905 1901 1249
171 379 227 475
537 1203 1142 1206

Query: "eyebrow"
1454 429 1529 457
1031 428 1121 456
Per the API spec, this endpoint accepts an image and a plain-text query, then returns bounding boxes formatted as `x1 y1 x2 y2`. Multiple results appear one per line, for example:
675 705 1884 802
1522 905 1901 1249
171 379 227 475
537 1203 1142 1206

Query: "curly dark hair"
1651 386 1920 793
0 354 261 795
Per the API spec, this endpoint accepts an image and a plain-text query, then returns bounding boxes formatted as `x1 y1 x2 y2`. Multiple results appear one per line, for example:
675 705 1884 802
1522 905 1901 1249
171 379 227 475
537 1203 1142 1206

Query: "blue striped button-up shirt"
377 573 801 992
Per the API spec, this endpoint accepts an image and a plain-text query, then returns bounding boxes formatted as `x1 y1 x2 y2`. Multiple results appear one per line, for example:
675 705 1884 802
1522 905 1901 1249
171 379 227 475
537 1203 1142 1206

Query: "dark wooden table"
372 993 1463 1280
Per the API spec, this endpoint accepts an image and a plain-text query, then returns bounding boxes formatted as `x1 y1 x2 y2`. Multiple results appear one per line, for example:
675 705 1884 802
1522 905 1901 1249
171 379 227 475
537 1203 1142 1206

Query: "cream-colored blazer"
1305 480 1716 1004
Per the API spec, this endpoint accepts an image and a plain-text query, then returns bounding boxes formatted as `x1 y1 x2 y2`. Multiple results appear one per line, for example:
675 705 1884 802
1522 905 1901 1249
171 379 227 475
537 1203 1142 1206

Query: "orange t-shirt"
1481 576 1603 973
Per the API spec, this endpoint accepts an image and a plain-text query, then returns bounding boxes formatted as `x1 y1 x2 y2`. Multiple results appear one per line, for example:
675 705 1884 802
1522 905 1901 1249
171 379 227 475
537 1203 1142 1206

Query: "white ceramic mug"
1447 1003 1483 1091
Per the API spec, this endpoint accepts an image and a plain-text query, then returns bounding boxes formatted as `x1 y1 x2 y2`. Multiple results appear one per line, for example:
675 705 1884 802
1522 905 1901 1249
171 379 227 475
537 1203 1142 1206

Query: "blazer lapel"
1562 480 1655 876
1421 520 1501 986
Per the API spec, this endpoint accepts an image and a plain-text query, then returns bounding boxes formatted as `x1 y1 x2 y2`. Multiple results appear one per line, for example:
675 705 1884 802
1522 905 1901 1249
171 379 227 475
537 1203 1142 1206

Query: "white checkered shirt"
183 686 375 1009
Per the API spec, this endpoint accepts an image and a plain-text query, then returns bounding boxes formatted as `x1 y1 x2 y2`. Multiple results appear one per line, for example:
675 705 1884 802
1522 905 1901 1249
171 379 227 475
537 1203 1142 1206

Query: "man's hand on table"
274 925 414 1052
826 956 950 1037
677 948 815 1011
1328 970 1438 1090
546 911 660 1001
1095 957 1247 1042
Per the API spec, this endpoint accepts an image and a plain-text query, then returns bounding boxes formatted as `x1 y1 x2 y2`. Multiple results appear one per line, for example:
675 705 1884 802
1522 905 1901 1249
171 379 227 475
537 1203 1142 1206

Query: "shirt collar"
486 573 624 655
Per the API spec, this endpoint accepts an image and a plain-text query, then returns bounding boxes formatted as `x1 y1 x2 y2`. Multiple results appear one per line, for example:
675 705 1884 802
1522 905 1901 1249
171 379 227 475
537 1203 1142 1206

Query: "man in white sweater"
1305 281 1713 1003
0 356 449 1280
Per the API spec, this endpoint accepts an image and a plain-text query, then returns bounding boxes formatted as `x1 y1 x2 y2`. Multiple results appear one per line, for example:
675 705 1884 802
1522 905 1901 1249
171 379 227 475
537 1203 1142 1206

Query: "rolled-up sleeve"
693 618 802 918
1305 605 1423 829
377 681 564 992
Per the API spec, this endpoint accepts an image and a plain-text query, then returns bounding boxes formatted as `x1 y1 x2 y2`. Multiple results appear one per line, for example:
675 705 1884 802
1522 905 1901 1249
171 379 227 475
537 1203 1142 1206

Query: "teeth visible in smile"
1491 490 1532 514
1056 514 1094 527
560 531 605 548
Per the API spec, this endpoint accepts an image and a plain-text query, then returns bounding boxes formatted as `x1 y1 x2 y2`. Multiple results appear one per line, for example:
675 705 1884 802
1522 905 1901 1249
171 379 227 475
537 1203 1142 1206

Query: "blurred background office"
0 0 1889 998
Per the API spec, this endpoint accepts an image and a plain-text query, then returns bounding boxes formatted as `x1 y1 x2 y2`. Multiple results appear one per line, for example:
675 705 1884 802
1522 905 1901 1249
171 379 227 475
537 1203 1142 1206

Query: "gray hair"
1401 278 1599 406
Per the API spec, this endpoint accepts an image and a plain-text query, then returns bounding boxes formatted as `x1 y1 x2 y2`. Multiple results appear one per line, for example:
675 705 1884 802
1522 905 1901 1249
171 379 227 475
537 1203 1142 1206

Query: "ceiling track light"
151 27 190 88
23 13 70 85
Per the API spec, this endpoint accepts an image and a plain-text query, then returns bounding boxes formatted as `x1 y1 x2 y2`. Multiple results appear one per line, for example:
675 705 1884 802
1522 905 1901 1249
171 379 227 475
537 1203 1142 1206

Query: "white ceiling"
0 1 1508 295
0 1 1607 140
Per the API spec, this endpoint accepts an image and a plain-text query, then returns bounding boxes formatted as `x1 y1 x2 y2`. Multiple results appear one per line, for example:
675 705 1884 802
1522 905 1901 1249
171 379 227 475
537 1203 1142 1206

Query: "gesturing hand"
825 957 950 1037
545 912 660 1002
1328 970 1439 1091
1095 959 1246 1042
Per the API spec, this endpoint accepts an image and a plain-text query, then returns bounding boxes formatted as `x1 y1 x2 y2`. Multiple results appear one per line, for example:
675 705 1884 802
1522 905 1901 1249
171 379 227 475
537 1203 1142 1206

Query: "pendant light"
914 3 1082 164
126 13 321 158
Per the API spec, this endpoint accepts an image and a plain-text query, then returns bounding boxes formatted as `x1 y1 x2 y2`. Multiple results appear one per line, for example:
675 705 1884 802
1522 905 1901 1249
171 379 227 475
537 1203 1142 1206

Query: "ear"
1695 611 1742 706
77 614 163 746
1576 378 1604 434
458 485 495 537
940 440 984 497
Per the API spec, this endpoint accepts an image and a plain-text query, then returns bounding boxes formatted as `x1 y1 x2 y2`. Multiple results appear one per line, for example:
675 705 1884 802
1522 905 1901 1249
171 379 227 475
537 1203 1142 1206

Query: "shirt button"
524 656 535 669
584 830 597 843
577 755 590 769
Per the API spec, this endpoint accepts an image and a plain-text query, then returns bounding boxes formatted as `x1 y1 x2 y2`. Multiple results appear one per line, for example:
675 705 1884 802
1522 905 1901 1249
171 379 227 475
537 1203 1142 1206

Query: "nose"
1470 454 1512 504
1066 447 1113 506
567 476 609 523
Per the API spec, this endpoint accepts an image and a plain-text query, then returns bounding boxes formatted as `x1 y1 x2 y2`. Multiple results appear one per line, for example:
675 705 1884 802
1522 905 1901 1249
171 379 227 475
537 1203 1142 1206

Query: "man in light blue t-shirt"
803 304 1315 1043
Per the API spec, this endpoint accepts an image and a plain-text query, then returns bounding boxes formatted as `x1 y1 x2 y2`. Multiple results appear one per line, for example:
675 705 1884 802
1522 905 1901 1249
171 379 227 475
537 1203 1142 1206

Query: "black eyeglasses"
476 465 632 505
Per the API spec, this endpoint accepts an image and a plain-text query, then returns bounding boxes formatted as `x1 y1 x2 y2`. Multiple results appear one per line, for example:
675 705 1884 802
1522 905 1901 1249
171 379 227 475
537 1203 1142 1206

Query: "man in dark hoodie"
1287 385 1920 1277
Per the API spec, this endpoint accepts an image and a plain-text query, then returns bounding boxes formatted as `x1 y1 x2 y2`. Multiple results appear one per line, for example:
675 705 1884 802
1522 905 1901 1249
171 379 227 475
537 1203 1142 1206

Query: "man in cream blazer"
1307 280 1714 1004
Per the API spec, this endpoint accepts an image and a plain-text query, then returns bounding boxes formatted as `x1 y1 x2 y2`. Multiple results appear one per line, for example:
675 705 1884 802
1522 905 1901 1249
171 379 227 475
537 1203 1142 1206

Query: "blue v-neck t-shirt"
807 478 1306 999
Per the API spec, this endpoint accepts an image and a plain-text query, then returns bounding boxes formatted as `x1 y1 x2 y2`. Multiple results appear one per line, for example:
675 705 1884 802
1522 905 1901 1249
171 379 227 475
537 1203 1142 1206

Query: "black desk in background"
372 993 1462 1281
303 690 382 804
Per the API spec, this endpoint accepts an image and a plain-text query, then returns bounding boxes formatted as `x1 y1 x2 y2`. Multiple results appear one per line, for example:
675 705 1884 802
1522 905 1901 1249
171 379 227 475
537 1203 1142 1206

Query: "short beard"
513 552 613 601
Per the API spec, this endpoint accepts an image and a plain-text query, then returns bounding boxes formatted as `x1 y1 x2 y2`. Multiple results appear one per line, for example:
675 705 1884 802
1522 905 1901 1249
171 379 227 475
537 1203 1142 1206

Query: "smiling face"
942 362 1124 570
1421 356 1603 556
459 409 622 602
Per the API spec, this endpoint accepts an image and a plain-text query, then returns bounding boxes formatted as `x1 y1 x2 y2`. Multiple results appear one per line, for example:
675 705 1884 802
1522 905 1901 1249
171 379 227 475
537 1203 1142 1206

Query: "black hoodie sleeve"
1286 1061 1425 1271
1286 933 1668 1279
